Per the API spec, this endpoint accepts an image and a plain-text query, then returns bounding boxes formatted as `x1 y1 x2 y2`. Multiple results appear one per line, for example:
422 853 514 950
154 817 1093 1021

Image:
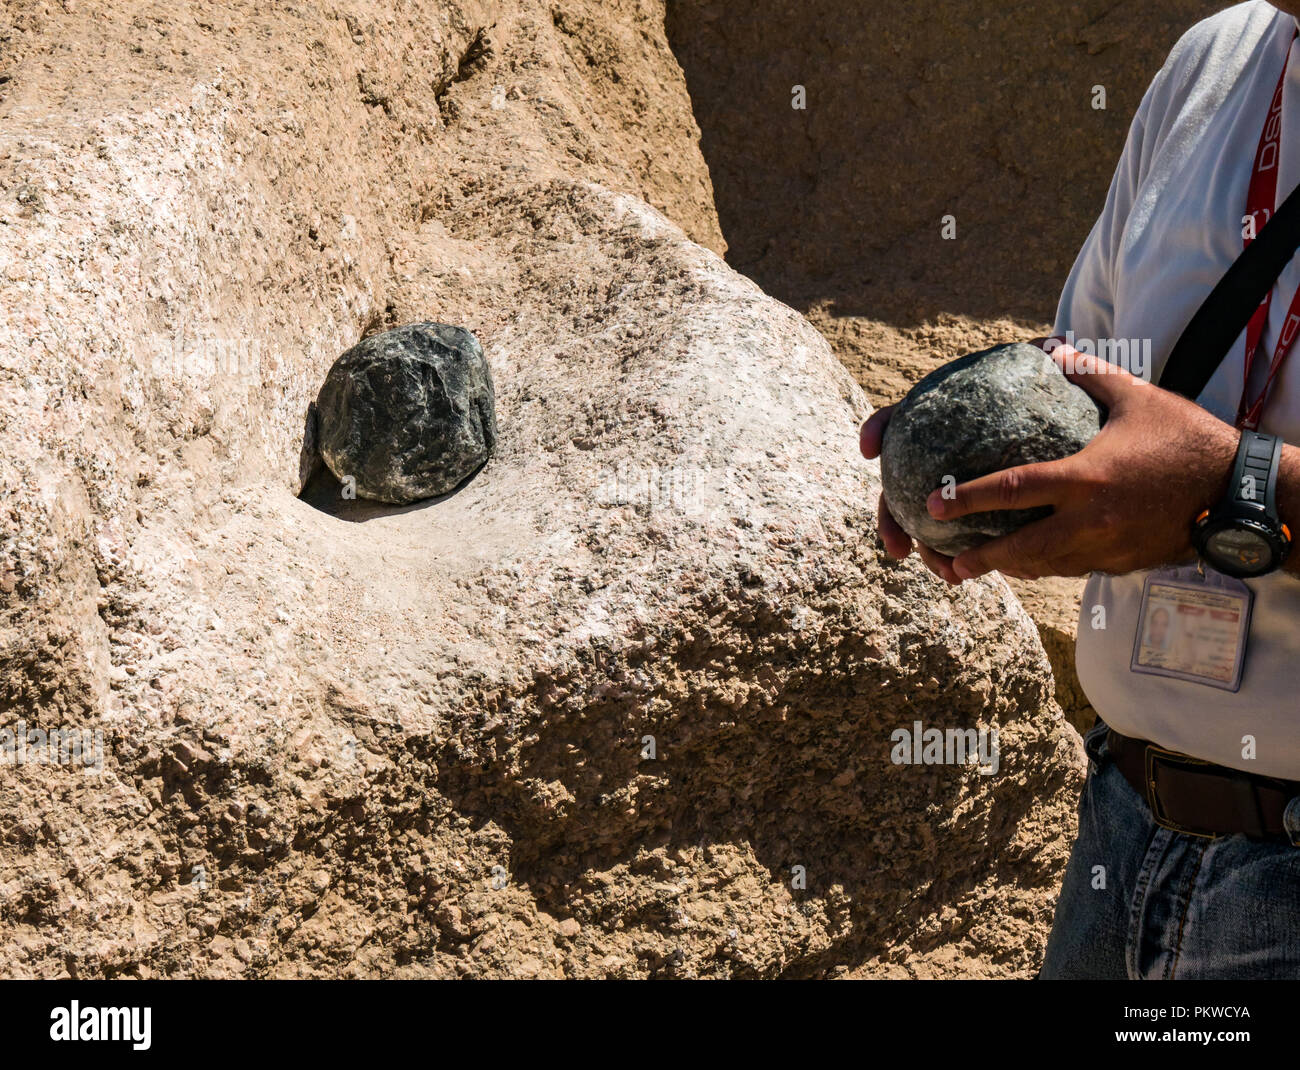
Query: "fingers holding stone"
877 491 914 559
927 460 1064 521
883 345 1101 553
952 517 1069 581
877 488 963 583
917 542 962 585
859 405 894 460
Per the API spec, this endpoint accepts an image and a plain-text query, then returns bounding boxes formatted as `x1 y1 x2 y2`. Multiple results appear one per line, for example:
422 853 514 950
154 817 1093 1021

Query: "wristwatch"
1192 429 1292 578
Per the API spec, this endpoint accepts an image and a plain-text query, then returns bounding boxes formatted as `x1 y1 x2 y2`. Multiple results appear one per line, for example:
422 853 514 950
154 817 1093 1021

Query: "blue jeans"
1042 719 1300 979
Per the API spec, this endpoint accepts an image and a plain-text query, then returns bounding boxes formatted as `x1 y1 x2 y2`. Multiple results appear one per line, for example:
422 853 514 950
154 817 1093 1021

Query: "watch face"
1205 526 1274 573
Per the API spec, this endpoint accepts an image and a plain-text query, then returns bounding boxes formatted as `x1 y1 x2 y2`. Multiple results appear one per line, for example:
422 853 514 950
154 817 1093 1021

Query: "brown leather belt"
1106 729 1300 842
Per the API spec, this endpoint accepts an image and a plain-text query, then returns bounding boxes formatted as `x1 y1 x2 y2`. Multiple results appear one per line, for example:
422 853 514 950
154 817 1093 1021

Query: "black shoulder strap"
1160 179 1300 399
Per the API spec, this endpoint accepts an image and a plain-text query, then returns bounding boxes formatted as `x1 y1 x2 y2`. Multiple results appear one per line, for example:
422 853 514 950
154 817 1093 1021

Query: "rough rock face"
315 323 497 504
881 344 1103 556
0 0 1082 978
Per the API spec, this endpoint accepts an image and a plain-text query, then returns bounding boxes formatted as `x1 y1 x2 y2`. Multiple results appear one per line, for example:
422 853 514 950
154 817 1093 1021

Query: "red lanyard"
1241 29 1300 430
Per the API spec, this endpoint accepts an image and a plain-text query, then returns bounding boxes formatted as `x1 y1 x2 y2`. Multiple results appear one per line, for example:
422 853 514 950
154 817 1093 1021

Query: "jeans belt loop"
1085 724 1110 766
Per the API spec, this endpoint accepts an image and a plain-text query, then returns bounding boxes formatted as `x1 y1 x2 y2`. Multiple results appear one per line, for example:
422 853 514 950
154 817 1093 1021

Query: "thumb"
1049 344 1142 409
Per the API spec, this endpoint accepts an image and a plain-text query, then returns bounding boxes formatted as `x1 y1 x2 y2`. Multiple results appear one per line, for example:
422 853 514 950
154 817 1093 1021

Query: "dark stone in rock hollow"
316 322 497 504
879 342 1103 557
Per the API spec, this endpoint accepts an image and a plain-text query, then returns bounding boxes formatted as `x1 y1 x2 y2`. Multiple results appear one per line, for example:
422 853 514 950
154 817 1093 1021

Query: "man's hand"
860 345 1240 584
935 347 1240 580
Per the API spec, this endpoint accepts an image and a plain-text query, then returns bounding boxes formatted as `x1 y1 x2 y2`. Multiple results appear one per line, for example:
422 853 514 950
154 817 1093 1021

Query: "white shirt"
1057 1 1300 778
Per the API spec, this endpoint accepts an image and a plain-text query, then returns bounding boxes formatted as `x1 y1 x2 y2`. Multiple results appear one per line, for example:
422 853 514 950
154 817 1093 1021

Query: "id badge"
1130 565 1253 692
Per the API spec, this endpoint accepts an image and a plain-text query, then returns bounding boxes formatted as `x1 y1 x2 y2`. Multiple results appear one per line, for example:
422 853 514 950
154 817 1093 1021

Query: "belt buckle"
1143 744 1220 839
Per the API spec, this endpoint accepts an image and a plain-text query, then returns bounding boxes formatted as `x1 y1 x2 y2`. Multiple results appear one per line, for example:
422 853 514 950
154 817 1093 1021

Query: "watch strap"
1229 429 1283 518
